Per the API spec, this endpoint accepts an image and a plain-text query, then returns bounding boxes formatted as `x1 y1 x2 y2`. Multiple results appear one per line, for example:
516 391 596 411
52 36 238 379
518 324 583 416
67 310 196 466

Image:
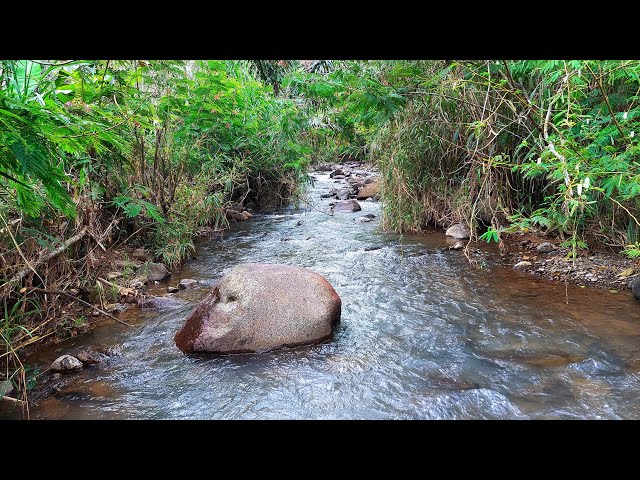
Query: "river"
9 170 640 419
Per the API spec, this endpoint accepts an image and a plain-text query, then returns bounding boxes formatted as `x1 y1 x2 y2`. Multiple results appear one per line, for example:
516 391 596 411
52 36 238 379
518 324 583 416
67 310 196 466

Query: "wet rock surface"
51 355 83 373
445 224 471 240
333 200 362 213
138 262 171 282
174 263 342 354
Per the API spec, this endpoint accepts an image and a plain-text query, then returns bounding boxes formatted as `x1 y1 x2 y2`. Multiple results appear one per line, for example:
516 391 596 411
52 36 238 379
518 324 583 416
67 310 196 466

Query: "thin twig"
27 287 133 327
0 226 88 293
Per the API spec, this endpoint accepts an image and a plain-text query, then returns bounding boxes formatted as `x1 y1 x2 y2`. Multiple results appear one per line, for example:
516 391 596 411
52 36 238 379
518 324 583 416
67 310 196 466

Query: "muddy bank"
491 234 639 293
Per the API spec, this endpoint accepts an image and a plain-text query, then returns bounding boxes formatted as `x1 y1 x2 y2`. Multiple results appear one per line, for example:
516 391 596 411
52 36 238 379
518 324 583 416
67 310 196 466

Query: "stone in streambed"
50 355 83 373
75 350 108 366
139 295 184 309
336 189 351 200
174 263 342 354
356 181 380 200
167 286 180 293
514 261 533 270
178 278 200 289
137 262 170 282
445 223 471 239
449 241 464 251
357 213 377 223
333 200 361 213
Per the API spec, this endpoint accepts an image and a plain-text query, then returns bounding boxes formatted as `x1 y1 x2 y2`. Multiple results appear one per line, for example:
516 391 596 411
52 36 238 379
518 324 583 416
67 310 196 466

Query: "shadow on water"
7 172 640 419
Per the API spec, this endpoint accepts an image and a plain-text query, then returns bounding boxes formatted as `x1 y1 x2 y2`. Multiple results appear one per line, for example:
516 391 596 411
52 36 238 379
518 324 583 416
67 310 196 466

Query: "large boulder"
175 263 342 354
333 200 362 213
356 181 380 200
445 223 471 239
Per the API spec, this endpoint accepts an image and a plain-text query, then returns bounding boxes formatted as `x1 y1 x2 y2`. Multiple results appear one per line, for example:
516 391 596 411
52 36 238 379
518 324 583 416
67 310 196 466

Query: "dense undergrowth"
4 58 640 412
293 60 640 259
0 60 310 406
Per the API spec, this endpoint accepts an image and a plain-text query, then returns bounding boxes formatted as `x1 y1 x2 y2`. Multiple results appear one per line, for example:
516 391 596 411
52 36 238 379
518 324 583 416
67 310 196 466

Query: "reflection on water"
8 172 640 419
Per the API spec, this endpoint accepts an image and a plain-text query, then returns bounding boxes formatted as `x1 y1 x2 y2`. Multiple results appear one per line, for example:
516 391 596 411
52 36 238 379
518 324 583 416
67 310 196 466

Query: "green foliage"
309 59 640 253
622 243 640 259
479 227 500 243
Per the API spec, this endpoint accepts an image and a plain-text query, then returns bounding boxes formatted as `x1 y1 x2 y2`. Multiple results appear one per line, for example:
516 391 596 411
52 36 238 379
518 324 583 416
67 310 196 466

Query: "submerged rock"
178 278 199 289
514 261 532 270
336 189 351 200
333 200 362 213
445 223 471 240
76 350 108 366
139 295 184 309
449 241 464 251
50 355 83 373
174 263 342 354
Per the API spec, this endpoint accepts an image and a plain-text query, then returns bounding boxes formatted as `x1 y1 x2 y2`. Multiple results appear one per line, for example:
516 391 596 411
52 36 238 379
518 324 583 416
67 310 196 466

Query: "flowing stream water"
8 171 640 419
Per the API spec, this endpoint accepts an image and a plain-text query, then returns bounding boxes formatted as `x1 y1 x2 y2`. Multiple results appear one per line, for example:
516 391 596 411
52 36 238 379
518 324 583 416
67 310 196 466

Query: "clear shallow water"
10 172 640 419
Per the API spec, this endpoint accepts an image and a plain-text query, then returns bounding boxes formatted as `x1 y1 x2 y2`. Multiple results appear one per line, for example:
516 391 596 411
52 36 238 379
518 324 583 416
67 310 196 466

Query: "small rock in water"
333 200 362 213
536 242 557 253
76 351 106 366
296 220 303 226
513 261 533 270
336 189 351 200
178 278 199 289
449 242 464 251
139 295 184 309
136 262 171 282
371 193 381 202
445 223 471 240
364 246 382 251
167 286 180 293
50 355 83 373
358 216 373 222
